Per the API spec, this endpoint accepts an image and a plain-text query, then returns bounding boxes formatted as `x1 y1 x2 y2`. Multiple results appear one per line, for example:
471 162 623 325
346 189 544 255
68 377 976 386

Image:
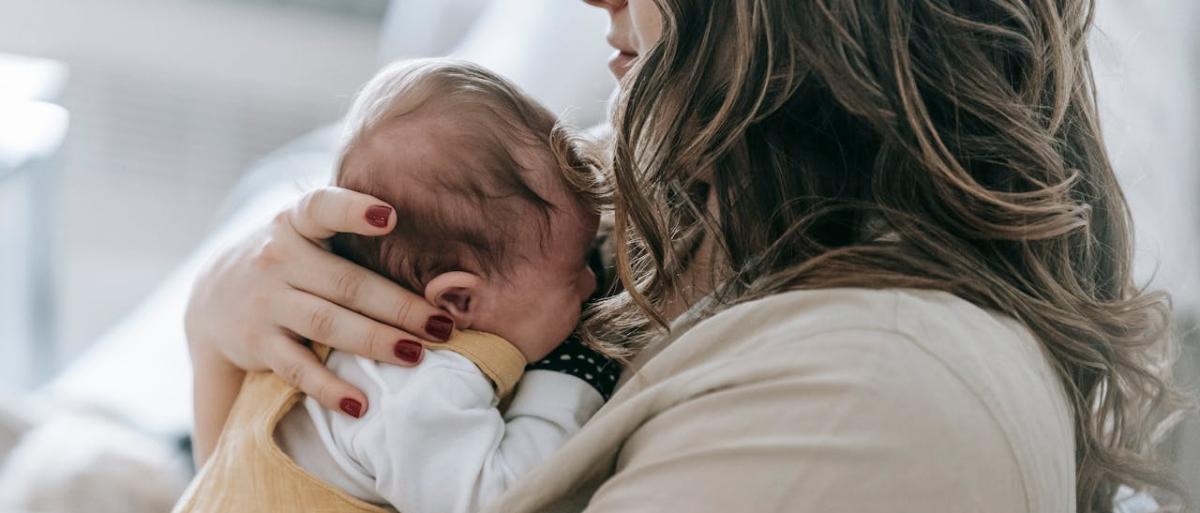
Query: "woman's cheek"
629 0 664 51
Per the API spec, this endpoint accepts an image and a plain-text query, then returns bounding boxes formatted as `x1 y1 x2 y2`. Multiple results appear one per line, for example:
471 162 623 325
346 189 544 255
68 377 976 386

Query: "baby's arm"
330 351 608 513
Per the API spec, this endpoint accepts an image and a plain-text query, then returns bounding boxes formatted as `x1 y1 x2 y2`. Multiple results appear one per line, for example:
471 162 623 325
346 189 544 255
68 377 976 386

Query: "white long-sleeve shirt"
275 348 604 513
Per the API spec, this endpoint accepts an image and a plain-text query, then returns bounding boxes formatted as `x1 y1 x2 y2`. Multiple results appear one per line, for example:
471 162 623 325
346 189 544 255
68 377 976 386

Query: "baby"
172 59 618 513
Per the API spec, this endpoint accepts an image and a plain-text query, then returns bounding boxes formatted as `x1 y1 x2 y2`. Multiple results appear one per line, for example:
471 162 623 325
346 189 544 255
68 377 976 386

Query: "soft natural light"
0 1 1195 511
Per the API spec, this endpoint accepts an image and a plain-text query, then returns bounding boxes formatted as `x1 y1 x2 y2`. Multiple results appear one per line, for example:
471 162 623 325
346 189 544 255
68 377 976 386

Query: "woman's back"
486 288 1075 513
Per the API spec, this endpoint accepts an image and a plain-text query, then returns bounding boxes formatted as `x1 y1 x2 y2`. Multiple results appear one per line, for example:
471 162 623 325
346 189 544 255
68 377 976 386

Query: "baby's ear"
424 271 486 330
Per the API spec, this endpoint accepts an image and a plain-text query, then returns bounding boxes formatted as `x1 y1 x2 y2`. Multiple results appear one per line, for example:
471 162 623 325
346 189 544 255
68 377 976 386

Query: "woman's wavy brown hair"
584 0 1192 511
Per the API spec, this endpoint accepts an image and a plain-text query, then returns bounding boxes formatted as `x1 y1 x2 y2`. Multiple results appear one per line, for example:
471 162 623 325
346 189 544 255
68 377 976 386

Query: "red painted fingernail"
365 205 392 228
339 398 363 418
394 340 424 364
425 315 454 341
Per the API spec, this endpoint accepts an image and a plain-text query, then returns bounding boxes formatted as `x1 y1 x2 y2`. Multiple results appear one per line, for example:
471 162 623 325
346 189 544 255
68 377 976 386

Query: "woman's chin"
608 51 639 80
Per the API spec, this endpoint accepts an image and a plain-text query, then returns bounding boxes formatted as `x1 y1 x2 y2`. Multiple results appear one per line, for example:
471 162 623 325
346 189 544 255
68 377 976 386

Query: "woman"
184 0 1188 511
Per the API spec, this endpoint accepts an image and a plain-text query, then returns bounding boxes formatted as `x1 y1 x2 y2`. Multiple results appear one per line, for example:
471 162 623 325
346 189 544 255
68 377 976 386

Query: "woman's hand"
185 187 454 420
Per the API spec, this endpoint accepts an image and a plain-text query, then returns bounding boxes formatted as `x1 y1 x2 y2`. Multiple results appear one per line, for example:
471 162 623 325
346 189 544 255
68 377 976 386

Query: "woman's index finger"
286 230 455 342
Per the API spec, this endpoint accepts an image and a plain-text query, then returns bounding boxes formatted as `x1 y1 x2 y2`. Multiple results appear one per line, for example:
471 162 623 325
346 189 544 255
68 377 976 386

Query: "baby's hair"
331 58 602 293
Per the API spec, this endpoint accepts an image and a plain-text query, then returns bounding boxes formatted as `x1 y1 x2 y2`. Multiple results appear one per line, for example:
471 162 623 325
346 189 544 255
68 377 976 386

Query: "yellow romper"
172 330 528 513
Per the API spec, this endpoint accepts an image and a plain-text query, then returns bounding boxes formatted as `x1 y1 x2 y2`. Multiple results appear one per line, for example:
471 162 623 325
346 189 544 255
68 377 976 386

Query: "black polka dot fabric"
528 335 621 401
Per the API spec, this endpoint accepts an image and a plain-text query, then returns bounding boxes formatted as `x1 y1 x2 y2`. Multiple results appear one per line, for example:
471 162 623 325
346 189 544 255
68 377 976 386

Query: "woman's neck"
660 187 721 322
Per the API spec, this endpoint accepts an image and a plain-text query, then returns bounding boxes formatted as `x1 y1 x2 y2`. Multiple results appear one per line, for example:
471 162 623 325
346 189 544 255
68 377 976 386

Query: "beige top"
482 288 1076 513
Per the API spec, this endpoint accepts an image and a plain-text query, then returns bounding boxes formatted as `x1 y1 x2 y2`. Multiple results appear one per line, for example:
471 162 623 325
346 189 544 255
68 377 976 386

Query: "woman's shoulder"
642 288 1073 504
685 287 1071 414
665 289 1069 407
692 287 986 334
550 289 1077 513
674 287 1050 373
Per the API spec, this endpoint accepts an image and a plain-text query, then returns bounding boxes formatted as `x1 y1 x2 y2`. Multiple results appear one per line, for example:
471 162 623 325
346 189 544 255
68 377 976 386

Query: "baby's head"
332 59 602 362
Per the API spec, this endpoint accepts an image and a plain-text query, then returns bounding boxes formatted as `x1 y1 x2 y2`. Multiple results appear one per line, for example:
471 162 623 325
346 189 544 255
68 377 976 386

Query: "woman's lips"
608 50 639 79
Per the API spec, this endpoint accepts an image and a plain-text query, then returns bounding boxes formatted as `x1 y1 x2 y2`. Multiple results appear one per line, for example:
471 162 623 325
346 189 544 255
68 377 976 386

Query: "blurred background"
0 0 1194 511
0 0 384 383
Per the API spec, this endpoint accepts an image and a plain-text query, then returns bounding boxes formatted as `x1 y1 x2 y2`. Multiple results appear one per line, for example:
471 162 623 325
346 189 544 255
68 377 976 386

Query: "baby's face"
470 172 600 362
